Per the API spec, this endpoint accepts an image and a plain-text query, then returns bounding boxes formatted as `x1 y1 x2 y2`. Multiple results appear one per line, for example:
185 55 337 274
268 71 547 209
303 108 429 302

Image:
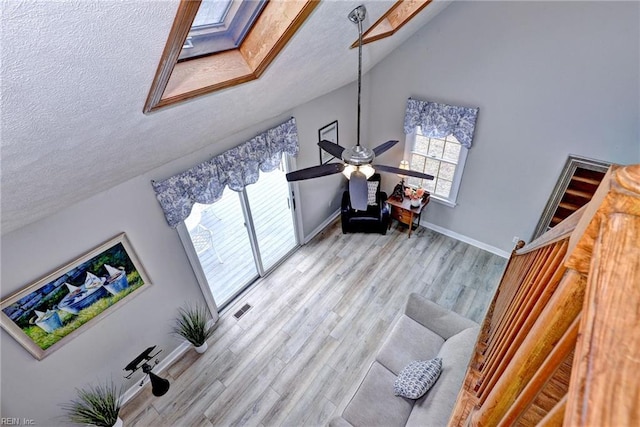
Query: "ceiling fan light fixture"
359 164 375 179
343 164 375 179
342 165 356 179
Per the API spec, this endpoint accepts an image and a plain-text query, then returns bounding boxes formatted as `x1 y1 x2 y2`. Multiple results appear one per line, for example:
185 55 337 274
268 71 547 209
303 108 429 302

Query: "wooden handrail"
449 164 640 427
564 164 640 426
516 204 585 255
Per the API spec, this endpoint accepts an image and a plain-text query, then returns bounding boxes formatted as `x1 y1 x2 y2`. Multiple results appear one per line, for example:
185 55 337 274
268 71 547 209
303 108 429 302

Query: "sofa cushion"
394 358 442 399
405 294 478 340
405 326 480 427
367 181 379 205
342 362 414 427
377 316 444 375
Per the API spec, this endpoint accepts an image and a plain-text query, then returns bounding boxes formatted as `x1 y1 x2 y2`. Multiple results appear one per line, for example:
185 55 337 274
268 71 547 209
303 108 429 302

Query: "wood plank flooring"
121 220 507 426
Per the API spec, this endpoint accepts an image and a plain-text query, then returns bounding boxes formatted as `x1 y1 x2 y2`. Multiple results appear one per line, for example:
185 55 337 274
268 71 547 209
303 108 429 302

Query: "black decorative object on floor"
124 345 171 397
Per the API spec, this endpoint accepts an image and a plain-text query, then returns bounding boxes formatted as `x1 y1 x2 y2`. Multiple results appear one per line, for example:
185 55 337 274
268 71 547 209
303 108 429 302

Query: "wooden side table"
387 195 430 238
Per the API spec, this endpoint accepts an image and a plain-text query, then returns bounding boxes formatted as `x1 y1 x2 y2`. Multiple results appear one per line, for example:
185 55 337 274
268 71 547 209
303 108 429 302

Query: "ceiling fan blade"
372 140 399 157
318 140 345 159
374 164 435 180
285 163 345 182
349 170 368 210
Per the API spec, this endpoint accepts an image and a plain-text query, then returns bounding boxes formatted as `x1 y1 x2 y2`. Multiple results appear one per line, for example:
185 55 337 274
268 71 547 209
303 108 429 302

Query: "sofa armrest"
329 417 354 427
405 293 478 340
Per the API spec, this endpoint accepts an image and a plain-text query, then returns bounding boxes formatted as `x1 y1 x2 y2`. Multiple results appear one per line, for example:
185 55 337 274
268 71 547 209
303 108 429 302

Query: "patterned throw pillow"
367 181 379 206
393 358 442 399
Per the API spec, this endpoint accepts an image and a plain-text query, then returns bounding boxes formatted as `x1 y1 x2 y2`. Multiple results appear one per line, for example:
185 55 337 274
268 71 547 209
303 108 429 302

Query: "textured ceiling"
1 0 450 235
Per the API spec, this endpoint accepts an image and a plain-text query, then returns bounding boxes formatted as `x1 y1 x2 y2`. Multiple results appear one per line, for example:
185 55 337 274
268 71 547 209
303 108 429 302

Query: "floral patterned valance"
152 117 299 227
403 98 479 148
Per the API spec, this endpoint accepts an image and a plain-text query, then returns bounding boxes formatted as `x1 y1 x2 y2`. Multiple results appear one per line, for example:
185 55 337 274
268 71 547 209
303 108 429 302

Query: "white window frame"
403 128 468 208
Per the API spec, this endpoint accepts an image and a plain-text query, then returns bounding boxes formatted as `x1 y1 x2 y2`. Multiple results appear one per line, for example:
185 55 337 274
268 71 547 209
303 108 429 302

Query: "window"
180 0 267 61
144 0 318 113
404 127 468 207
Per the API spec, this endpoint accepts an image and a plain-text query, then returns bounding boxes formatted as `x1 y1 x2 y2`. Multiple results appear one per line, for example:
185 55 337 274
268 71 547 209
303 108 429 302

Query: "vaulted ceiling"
1 0 451 235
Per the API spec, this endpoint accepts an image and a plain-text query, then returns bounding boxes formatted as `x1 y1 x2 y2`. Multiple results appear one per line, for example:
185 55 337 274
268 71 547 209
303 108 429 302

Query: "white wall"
2 1 639 422
0 172 207 423
366 0 640 252
0 94 355 422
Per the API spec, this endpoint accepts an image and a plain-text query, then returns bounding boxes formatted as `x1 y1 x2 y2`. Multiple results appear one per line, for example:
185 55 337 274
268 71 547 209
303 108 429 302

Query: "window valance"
403 98 479 148
152 117 298 227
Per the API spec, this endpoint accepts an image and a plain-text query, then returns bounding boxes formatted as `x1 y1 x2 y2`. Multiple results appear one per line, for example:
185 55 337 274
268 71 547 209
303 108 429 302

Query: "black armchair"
341 173 390 234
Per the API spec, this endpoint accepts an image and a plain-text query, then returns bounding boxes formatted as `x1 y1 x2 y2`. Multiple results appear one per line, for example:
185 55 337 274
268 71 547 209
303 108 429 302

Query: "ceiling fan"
286 4 434 211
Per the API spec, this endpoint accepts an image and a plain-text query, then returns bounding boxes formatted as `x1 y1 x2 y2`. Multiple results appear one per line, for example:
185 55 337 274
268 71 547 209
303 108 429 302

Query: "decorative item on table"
61 379 124 427
172 303 215 353
392 160 411 201
405 187 426 207
124 345 171 397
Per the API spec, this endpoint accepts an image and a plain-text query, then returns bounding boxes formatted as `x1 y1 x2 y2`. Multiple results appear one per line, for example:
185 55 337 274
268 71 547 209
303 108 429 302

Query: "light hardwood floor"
121 220 507 426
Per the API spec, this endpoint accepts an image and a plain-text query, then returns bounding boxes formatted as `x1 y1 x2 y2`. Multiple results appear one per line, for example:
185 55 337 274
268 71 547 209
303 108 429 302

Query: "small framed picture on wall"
318 120 339 165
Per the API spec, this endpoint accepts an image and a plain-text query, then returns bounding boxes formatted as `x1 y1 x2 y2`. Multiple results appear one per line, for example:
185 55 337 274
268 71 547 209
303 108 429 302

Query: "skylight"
144 0 317 113
193 0 230 26
180 0 267 60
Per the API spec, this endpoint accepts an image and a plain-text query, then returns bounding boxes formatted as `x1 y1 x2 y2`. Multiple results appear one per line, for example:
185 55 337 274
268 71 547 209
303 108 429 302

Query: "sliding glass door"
181 160 298 309
245 166 297 272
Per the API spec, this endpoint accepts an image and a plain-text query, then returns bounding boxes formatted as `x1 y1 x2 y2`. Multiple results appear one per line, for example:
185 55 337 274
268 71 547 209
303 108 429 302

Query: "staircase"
449 164 640 426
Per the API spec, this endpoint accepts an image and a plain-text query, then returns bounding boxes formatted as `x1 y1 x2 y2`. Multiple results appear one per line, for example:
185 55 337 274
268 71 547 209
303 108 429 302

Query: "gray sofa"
330 293 479 427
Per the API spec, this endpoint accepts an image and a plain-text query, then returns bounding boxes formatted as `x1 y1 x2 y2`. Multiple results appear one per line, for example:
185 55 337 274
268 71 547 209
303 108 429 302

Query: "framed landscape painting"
0 233 151 360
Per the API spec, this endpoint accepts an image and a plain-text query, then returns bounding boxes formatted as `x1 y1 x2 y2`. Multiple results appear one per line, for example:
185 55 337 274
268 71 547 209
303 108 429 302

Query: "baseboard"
303 209 341 244
421 221 510 259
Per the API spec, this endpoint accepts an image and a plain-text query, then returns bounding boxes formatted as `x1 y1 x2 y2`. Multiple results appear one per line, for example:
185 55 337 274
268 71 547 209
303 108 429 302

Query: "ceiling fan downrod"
349 5 365 149
342 5 375 168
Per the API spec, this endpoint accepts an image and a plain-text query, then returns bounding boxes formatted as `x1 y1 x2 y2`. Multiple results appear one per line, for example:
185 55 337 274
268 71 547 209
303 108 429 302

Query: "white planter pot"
194 342 208 353
89 416 123 427
410 198 421 207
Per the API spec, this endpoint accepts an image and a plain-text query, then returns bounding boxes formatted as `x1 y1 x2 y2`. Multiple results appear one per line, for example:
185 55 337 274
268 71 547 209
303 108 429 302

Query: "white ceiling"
1 0 451 235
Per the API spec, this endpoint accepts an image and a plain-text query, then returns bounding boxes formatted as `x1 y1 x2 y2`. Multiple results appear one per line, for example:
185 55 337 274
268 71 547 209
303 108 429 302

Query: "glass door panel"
183 157 299 311
185 188 258 308
245 166 298 272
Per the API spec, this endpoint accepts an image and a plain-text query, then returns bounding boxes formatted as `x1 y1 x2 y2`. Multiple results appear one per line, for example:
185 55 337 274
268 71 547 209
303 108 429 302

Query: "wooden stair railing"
449 164 640 427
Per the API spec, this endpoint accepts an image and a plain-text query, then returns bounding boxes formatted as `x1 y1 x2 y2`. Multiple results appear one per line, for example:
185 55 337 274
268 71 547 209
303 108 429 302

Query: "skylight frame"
350 0 433 48
144 0 318 114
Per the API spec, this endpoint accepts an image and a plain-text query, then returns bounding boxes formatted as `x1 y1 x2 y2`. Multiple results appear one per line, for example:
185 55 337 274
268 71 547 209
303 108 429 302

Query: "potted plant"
62 379 123 427
172 303 215 353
